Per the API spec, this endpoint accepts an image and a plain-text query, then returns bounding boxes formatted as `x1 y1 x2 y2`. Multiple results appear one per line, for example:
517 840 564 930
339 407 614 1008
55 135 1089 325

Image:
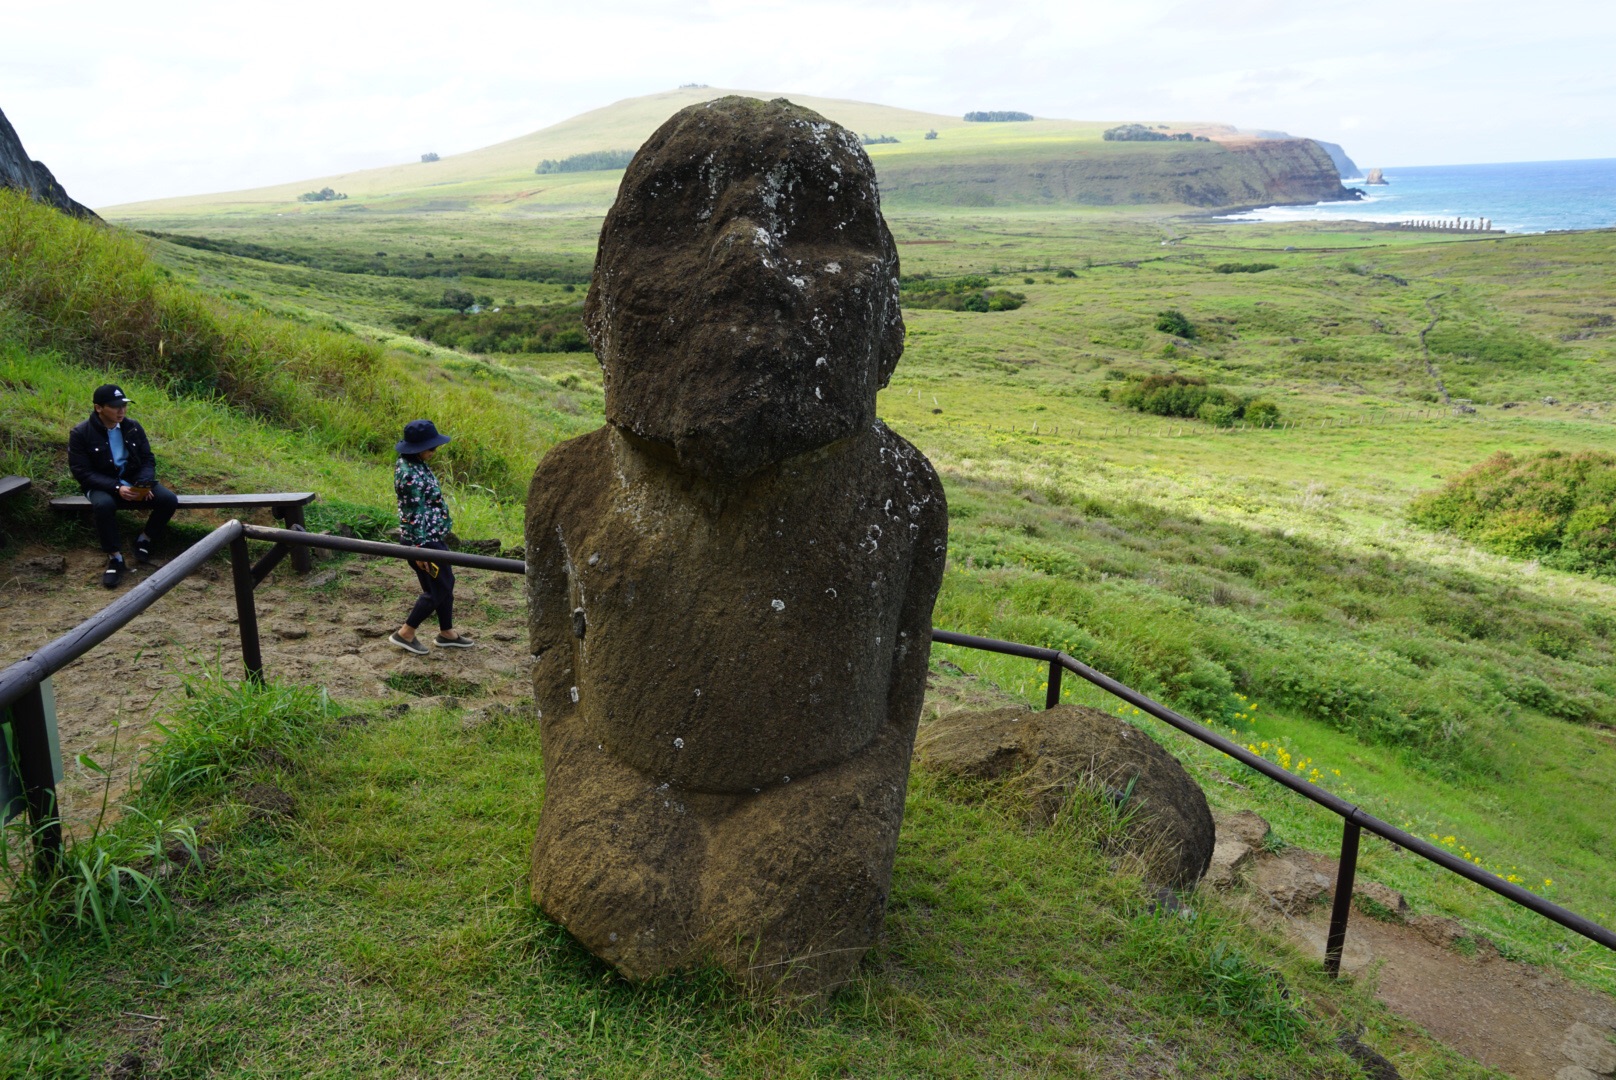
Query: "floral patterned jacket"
395 457 452 547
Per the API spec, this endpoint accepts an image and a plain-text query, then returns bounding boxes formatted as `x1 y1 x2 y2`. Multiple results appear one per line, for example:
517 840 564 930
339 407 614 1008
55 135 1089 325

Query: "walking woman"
389 420 474 654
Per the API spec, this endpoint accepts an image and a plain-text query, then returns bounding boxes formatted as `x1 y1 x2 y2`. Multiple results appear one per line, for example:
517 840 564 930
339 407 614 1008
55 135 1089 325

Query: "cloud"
2 0 1612 205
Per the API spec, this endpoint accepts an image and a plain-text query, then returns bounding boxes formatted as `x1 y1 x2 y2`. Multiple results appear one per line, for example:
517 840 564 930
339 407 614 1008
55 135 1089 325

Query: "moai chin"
524 97 948 992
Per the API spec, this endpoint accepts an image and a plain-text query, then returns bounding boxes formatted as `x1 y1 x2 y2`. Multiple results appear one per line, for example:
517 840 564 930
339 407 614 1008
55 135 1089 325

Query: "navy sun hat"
397 419 451 455
93 384 134 407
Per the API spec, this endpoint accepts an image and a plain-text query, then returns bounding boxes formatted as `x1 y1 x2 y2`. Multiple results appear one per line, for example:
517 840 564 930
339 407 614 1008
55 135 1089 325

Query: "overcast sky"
5 0 1614 208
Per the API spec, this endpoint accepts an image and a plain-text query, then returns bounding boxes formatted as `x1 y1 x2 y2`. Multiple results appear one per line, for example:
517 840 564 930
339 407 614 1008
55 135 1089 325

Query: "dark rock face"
584 96 904 481
527 97 946 993
0 107 97 219
915 704 1215 888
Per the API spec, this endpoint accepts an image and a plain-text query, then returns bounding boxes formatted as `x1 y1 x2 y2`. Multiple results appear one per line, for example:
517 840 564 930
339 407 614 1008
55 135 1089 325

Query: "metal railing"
931 629 1616 973
1 521 1612 978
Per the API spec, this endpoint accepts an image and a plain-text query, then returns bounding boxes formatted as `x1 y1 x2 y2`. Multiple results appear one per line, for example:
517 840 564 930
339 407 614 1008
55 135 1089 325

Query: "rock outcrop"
525 96 947 993
914 704 1215 888
0 106 96 219
1366 168 1387 185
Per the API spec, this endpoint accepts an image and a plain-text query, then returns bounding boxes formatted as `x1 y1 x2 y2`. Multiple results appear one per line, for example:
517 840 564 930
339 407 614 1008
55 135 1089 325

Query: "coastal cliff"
0 107 96 220
877 136 1360 210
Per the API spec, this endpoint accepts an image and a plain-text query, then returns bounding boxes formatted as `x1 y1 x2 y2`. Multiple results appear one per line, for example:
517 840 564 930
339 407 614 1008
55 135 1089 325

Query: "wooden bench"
51 491 318 573
0 476 31 501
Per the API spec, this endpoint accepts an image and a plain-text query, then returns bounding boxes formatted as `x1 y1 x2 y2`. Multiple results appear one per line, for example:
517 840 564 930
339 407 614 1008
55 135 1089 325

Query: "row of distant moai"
1396 216 1495 231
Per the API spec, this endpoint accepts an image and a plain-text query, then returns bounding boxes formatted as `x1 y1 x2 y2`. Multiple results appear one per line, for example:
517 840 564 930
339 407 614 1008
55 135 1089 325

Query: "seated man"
67 384 178 588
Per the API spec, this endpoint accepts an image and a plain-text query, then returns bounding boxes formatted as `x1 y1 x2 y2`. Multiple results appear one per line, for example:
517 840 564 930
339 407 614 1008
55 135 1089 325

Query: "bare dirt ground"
0 537 533 831
3 540 1615 1078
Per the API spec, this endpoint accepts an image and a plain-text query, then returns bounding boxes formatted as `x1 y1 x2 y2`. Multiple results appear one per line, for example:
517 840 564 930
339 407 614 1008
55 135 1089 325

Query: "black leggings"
405 541 455 631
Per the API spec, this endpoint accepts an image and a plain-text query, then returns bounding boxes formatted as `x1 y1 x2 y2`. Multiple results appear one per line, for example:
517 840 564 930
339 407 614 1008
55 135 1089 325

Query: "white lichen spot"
609 932 618 942
814 386 823 400
816 357 828 368
569 686 580 704
588 553 600 566
788 275 807 289
674 737 685 749
826 587 837 598
771 599 786 612
825 261 841 274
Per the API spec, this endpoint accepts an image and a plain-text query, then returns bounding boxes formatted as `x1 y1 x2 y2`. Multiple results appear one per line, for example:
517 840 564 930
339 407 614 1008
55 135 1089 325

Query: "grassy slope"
71 200 1616 995
0 686 1497 1078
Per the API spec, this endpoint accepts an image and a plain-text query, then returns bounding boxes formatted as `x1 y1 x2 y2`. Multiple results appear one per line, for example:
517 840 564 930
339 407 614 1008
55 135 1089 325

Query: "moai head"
583 97 904 480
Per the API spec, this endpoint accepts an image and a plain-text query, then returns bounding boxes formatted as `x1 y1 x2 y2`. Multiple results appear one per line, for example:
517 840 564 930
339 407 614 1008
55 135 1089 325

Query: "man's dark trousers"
87 484 178 554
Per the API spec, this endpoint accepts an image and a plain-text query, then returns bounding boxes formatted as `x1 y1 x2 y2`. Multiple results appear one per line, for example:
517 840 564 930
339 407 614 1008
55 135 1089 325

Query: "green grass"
0 677 1499 1077
4 175 1616 1066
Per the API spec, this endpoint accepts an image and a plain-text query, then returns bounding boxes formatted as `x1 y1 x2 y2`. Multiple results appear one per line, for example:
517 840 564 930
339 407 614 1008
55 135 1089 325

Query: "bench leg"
276 505 313 574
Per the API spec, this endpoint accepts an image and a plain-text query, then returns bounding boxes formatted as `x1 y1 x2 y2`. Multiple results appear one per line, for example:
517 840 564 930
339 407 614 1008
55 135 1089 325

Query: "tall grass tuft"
139 669 332 803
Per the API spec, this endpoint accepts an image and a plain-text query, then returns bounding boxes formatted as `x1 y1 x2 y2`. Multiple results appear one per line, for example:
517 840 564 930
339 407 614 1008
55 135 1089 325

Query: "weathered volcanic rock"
914 704 1215 888
527 96 946 993
0 106 97 219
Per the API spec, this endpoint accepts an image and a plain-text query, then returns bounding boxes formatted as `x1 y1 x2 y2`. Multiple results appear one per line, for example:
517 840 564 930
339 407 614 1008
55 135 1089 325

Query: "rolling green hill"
104 86 1352 218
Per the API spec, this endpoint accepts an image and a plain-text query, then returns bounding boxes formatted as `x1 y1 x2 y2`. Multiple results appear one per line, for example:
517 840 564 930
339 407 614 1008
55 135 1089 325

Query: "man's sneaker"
102 556 126 589
135 535 153 563
388 631 429 656
435 633 475 649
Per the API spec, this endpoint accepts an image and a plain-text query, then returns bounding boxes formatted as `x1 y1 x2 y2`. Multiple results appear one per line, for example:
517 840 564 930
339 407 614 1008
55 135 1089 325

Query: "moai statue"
524 97 948 993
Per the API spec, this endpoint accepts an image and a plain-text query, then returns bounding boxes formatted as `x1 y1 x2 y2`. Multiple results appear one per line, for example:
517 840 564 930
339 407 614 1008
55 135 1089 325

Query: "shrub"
1154 309 1196 339
297 187 347 202
1117 375 1222 418
1213 262 1278 274
441 288 476 312
1056 268 1077 278
404 302 590 354
1409 450 1616 576
900 275 1024 313
1198 402 1239 427
924 129 938 140
1245 399 1281 426
861 134 899 145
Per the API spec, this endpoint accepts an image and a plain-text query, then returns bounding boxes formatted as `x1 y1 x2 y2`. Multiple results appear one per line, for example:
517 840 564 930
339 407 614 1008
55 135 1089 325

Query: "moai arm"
884 444 949 739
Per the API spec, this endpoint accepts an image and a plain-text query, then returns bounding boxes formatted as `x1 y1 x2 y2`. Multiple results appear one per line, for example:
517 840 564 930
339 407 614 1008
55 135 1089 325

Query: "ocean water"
1220 157 1616 234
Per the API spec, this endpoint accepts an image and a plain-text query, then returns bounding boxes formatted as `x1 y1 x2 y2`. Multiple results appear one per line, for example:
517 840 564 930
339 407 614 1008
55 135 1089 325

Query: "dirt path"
0 539 531 831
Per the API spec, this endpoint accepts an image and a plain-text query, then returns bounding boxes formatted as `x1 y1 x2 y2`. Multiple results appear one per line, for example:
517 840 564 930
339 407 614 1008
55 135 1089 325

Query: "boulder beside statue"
915 703 1216 889
525 96 947 992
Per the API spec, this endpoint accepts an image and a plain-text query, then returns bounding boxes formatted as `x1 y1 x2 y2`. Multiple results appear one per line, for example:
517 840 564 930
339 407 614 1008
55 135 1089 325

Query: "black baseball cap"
93 384 134 407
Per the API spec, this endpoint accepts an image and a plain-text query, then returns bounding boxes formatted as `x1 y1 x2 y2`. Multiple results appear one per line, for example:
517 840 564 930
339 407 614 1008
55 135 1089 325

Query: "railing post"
10 684 62 878
1045 657 1063 710
229 534 264 685
1324 818 1361 977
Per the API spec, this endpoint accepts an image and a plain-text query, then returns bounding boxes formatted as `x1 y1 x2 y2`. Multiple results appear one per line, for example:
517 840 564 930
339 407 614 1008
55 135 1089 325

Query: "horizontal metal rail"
932 628 1616 957
239 524 524 574
0 520 245 712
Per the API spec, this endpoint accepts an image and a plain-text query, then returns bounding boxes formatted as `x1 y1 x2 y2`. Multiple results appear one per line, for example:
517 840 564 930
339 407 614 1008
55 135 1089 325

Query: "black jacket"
68 413 157 494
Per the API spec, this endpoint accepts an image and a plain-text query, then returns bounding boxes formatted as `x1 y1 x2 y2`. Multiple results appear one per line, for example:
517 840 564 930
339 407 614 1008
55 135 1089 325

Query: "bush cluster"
399 302 590 354
1154 309 1196 339
535 149 636 175
1213 263 1278 274
297 187 347 202
860 134 899 145
1116 374 1280 427
1409 450 1616 576
964 111 1032 122
900 275 1025 312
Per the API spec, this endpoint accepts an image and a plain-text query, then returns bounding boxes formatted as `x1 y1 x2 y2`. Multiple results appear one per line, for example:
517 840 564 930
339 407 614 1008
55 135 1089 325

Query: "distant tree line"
297 187 347 202
1104 124 1209 143
861 134 900 145
964 111 1032 123
535 150 636 175
420 152 439 163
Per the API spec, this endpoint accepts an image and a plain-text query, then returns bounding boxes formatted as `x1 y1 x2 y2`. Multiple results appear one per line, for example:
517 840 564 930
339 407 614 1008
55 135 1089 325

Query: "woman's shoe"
435 633 475 648
388 631 429 655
